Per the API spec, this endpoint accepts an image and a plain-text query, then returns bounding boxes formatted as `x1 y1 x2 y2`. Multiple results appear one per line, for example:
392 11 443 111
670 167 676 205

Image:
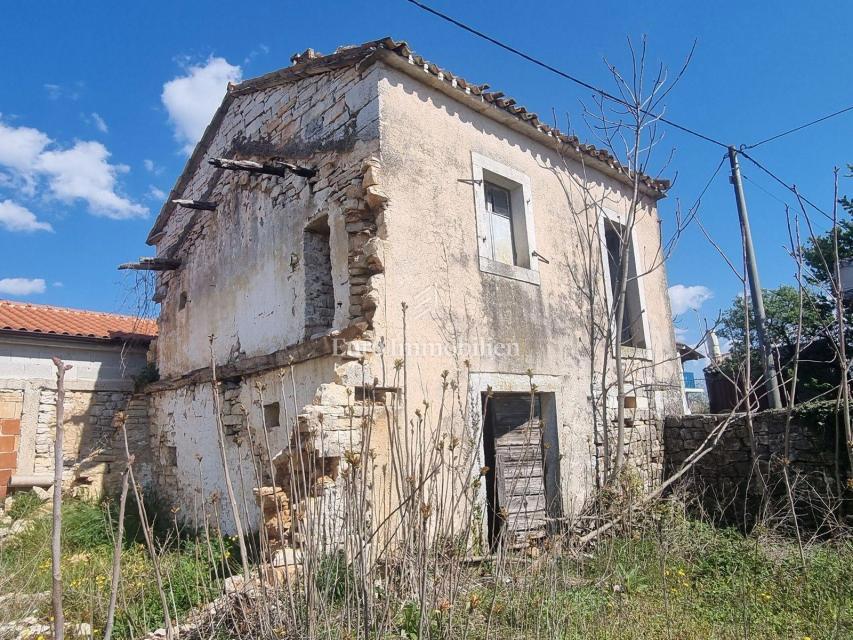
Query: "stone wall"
150 57 384 379
303 222 335 339
31 390 153 496
664 408 849 527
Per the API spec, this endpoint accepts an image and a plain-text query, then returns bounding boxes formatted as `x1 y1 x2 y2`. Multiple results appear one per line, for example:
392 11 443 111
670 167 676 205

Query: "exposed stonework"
664 409 850 527
303 220 335 338
33 390 152 495
142 39 684 542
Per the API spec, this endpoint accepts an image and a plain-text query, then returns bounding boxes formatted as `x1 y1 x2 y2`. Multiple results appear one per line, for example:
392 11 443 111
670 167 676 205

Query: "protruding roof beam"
118 257 181 271
171 199 217 211
209 157 316 179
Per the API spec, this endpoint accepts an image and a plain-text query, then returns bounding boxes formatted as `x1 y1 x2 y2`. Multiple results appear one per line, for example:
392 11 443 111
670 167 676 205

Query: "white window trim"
471 152 539 286
597 208 653 359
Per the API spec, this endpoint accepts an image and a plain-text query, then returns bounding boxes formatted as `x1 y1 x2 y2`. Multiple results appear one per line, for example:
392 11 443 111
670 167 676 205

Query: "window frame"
598 208 652 357
471 152 539 285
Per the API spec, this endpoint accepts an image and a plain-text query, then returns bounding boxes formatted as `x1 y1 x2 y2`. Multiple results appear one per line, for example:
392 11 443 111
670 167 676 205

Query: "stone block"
313 384 351 407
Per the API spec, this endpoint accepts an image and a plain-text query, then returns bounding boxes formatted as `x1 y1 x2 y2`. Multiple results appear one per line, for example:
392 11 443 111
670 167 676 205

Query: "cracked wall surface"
145 53 682 538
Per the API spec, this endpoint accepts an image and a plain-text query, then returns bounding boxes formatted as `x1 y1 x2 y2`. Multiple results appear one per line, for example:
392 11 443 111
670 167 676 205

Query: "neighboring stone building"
0 300 156 499
143 38 683 544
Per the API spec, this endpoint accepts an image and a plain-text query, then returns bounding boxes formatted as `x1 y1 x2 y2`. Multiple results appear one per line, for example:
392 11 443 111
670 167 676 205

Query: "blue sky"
1 1 850 368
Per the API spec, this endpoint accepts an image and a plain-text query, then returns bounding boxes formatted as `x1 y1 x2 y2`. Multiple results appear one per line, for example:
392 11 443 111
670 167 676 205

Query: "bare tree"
50 356 72 640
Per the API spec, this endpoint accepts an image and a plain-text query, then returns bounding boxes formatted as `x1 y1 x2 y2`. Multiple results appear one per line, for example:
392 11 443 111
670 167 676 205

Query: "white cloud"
0 200 53 232
90 112 108 133
148 185 167 200
243 44 270 65
668 284 713 316
43 82 82 101
0 277 46 296
36 141 146 219
43 84 62 100
0 119 50 176
162 57 241 154
0 117 147 220
143 158 163 175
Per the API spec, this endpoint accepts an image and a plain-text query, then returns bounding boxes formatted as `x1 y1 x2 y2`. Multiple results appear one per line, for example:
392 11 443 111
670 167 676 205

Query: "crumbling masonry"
141 39 684 555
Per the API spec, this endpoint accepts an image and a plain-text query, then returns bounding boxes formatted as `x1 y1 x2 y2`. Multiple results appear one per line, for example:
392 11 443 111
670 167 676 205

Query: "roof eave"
146 38 668 244
375 50 667 202
0 329 154 346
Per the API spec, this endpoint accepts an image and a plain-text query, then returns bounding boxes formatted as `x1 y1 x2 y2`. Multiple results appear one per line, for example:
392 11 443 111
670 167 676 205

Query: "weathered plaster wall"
0 336 147 385
148 353 374 533
145 54 684 538
372 63 682 519
153 63 383 378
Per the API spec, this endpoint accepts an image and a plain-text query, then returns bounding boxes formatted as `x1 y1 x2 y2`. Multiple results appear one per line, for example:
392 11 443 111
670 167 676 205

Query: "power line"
745 104 853 150
404 0 730 149
737 149 833 221
404 0 842 229
681 153 727 228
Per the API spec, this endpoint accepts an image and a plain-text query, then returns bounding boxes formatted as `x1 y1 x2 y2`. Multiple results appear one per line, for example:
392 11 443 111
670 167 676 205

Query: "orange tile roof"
0 300 157 342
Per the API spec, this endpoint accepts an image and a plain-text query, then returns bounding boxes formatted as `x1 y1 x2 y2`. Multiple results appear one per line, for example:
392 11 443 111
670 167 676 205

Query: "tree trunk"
51 357 72 640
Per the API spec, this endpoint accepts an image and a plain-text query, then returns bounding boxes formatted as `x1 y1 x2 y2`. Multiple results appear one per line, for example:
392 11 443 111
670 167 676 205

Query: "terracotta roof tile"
0 300 157 342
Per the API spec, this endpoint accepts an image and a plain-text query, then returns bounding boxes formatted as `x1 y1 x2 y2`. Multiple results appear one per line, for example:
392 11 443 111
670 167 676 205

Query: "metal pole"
728 146 783 409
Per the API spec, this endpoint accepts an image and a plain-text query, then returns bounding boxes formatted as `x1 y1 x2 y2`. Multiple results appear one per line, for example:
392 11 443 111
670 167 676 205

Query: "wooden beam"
145 323 366 393
171 199 217 211
209 157 316 179
118 257 181 271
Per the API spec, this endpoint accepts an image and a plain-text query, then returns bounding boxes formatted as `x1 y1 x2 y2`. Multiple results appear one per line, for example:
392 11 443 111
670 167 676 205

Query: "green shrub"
6 489 44 521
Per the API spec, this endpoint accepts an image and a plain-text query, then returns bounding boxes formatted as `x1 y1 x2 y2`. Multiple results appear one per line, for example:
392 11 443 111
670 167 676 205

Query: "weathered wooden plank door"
489 394 547 545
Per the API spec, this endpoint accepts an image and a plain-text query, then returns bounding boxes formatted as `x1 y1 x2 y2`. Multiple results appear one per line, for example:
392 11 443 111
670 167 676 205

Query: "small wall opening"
303 215 334 339
263 402 280 429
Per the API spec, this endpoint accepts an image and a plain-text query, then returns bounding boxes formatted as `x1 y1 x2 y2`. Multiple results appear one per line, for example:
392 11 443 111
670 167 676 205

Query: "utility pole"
728 146 783 409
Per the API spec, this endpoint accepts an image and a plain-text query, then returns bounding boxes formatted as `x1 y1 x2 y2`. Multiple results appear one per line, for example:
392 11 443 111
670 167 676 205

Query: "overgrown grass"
415 519 852 640
308 517 851 640
0 496 238 638
0 496 849 638
6 489 44 521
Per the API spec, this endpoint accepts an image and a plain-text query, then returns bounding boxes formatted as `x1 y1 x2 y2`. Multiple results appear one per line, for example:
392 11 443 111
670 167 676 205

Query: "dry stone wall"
32 390 152 495
664 408 849 527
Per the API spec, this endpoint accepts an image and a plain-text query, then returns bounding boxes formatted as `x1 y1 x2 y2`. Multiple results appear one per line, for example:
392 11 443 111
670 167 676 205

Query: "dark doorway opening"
482 392 561 548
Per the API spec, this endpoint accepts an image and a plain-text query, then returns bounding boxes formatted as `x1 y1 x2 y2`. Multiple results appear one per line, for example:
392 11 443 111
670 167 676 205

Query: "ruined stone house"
143 38 683 544
0 300 156 499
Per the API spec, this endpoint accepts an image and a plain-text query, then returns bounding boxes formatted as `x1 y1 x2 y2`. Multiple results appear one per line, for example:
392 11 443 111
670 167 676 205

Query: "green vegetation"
717 168 853 400
0 497 849 638
6 489 45 521
478 522 851 639
0 497 237 638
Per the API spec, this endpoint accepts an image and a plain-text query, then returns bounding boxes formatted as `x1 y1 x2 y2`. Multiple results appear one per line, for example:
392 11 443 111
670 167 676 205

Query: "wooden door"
487 394 547 545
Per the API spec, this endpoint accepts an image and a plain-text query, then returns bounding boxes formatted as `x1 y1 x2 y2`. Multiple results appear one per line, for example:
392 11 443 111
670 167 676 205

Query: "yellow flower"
677 569 685 577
